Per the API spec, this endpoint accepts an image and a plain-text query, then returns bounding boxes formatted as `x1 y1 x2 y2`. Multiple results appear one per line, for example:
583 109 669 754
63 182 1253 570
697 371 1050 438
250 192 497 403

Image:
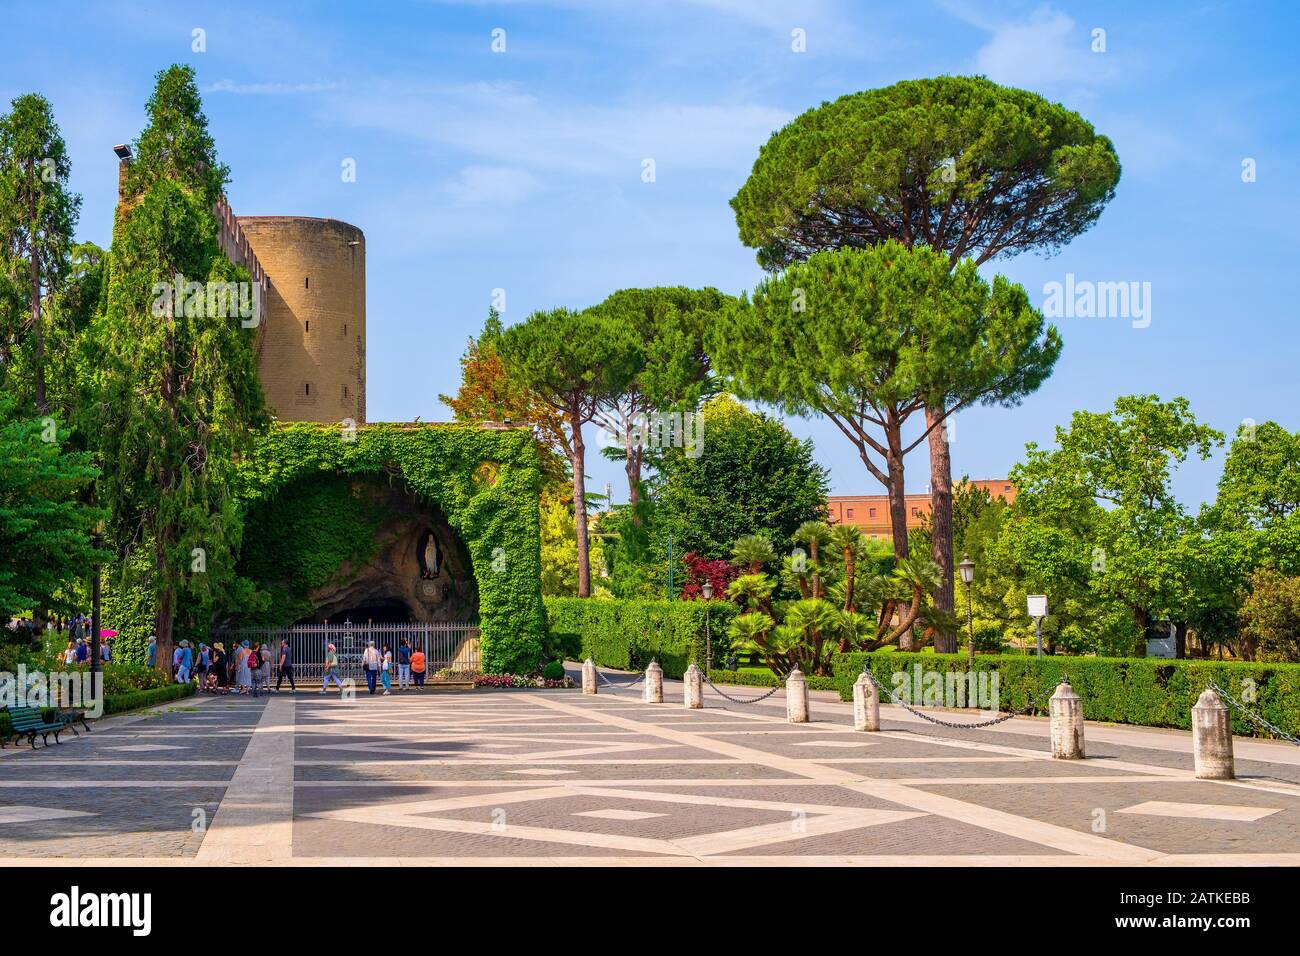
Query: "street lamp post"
958 554 975 665
702 582 713 673
90 524 103 705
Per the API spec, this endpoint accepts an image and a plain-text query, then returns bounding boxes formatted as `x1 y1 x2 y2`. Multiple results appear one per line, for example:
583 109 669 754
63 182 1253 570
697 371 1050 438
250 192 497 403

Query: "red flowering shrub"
680 552 738 601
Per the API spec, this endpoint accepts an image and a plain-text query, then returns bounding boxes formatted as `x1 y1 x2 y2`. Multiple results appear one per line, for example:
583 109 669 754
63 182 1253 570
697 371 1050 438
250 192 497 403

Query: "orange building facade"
827 480 1017 539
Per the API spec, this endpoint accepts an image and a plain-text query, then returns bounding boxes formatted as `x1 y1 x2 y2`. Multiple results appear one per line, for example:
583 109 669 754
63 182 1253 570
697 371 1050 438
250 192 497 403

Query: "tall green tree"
93 65 265 672
0 93 81 416
0 395 102 623
654 393 829 565
587 286 731 515
996 396 1222 656
730 75 1119 634
500 307 638 596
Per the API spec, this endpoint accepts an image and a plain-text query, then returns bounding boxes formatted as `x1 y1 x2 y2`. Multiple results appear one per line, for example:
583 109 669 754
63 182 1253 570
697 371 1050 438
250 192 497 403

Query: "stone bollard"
683 664 703 709
1193 688 1235 780
581 658 597 695
786 668 809 723
643 659 664 704
1049 680 1085 759
853 672 879 731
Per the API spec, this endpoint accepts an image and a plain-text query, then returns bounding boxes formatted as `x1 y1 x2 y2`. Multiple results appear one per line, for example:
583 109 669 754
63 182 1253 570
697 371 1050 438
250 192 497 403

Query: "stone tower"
237 216 366 424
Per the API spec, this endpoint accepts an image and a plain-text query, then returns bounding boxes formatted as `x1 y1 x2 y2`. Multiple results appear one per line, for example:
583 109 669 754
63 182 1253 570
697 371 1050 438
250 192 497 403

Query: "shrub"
542 660 566 681
834 651 1300 738
544 597 737 679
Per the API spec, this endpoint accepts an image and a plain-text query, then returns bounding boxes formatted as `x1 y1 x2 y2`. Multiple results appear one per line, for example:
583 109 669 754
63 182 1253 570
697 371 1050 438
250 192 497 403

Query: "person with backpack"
411 647 426 688
361 640 380 695
258 642 273 694
396 639 412 691
247 643 263 697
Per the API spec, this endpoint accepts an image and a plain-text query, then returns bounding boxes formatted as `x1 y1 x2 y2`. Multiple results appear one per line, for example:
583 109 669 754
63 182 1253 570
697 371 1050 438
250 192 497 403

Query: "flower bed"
474 673 574 689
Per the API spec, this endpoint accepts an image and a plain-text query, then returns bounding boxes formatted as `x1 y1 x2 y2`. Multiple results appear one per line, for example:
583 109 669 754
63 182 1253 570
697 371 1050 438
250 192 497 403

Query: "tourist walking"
63 639 76 665
247 643 264 697
321 643 345 694
258 642 272 693
275 638 296 692
411 647 426 688
396 638 412 690
361 640 380 695
380 645 393 695
176 640 193 684
236 640 252 694
212 642 228 694
74 638 88 665
195 643 209 691
146 635 157 669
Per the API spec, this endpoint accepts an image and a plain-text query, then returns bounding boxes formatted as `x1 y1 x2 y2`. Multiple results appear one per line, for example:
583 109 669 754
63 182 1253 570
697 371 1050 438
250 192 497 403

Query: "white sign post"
1027 595 1048 658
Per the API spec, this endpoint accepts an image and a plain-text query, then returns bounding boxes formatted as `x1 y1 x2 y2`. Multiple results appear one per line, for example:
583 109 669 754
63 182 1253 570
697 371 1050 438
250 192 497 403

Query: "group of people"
61 634 112 665
146 636 297 696
137 634 429 695
352 638 426 696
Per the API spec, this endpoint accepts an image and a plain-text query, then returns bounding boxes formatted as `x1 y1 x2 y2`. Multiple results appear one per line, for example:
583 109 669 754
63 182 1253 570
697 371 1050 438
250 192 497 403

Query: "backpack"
248 650 262 670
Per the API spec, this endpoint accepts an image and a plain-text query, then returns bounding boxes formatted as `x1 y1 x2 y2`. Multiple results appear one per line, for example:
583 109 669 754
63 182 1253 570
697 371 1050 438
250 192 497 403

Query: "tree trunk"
926 405 956 652
154 534 175 678
623 441 642 522
570 413 592 597
29 240 47 415
884 421 917 649
1174 621 1188 659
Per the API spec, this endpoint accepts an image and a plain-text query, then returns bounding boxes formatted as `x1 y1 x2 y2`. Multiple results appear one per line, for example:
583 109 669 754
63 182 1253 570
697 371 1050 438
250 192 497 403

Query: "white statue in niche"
420 531 441 580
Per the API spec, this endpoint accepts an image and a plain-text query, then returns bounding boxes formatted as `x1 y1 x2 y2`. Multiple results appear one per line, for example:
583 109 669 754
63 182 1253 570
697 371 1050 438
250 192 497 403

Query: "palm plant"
731 534 776 574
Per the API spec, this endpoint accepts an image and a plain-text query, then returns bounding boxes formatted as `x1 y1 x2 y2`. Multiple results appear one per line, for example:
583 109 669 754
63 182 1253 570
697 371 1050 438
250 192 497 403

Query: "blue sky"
5 0 1297 507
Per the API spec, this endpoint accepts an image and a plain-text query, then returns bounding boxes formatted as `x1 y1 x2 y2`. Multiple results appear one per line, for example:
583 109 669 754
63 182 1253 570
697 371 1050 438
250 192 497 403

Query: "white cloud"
208 79 342 95
444 165 540 205
327 80 791 178
944 4 1117 89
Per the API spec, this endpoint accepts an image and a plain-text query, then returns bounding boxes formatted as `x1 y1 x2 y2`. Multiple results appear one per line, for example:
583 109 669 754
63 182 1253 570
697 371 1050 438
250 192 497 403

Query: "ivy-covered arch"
236 422 546 673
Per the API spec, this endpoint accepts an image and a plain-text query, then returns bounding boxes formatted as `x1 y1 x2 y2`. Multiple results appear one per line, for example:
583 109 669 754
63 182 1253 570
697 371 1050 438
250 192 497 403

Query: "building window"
911 507 920 517
1004 484 1012 492
846 508 854 519
304 383 310 396
869 507 876 518
305 320 309 333
305 277 310 289
342 385 349 400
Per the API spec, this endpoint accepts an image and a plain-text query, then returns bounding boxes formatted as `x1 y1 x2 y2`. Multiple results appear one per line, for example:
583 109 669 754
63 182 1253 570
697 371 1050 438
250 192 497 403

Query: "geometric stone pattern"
2 684 1299 864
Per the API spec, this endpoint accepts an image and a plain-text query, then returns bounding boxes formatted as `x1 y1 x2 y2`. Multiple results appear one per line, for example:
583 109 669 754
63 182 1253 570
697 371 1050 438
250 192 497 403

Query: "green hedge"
544 597 737 679
103 682 196 715
706 668 839 693
833 652 1300 739
1 683 196 737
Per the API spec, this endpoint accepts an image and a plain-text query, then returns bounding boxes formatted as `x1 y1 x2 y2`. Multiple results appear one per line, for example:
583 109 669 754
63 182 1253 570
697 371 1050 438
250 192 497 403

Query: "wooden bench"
1 706 68 749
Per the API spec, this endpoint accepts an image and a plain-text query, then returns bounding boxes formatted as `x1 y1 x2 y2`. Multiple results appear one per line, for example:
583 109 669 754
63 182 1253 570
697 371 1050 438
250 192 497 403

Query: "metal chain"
861 669 1055 730
703 676 782 704
597 670 646 692
1208 681 1300 746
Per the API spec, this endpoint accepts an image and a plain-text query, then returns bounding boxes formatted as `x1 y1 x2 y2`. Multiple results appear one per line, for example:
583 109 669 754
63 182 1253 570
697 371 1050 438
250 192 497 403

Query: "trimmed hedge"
103 682 196 715
0 683 196 737
833 651 1300 739
544 597 737 679
706 668 839 693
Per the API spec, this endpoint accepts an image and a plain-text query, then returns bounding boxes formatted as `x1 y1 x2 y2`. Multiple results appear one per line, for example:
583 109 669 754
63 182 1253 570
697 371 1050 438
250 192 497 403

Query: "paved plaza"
2 673 1300 866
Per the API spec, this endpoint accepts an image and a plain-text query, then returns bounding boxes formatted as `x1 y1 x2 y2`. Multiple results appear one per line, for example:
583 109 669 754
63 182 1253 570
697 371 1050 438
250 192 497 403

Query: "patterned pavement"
2 680 1300 865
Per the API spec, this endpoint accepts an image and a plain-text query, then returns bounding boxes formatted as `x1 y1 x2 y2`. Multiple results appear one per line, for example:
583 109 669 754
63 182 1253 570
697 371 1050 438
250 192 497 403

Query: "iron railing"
212 621 480 683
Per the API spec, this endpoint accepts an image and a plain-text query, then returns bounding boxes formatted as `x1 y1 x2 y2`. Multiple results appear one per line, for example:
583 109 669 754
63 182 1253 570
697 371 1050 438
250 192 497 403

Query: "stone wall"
238 216 366 424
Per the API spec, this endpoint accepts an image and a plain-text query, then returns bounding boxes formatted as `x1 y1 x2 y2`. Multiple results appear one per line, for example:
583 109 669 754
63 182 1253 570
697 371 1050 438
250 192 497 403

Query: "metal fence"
212 621 480 683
